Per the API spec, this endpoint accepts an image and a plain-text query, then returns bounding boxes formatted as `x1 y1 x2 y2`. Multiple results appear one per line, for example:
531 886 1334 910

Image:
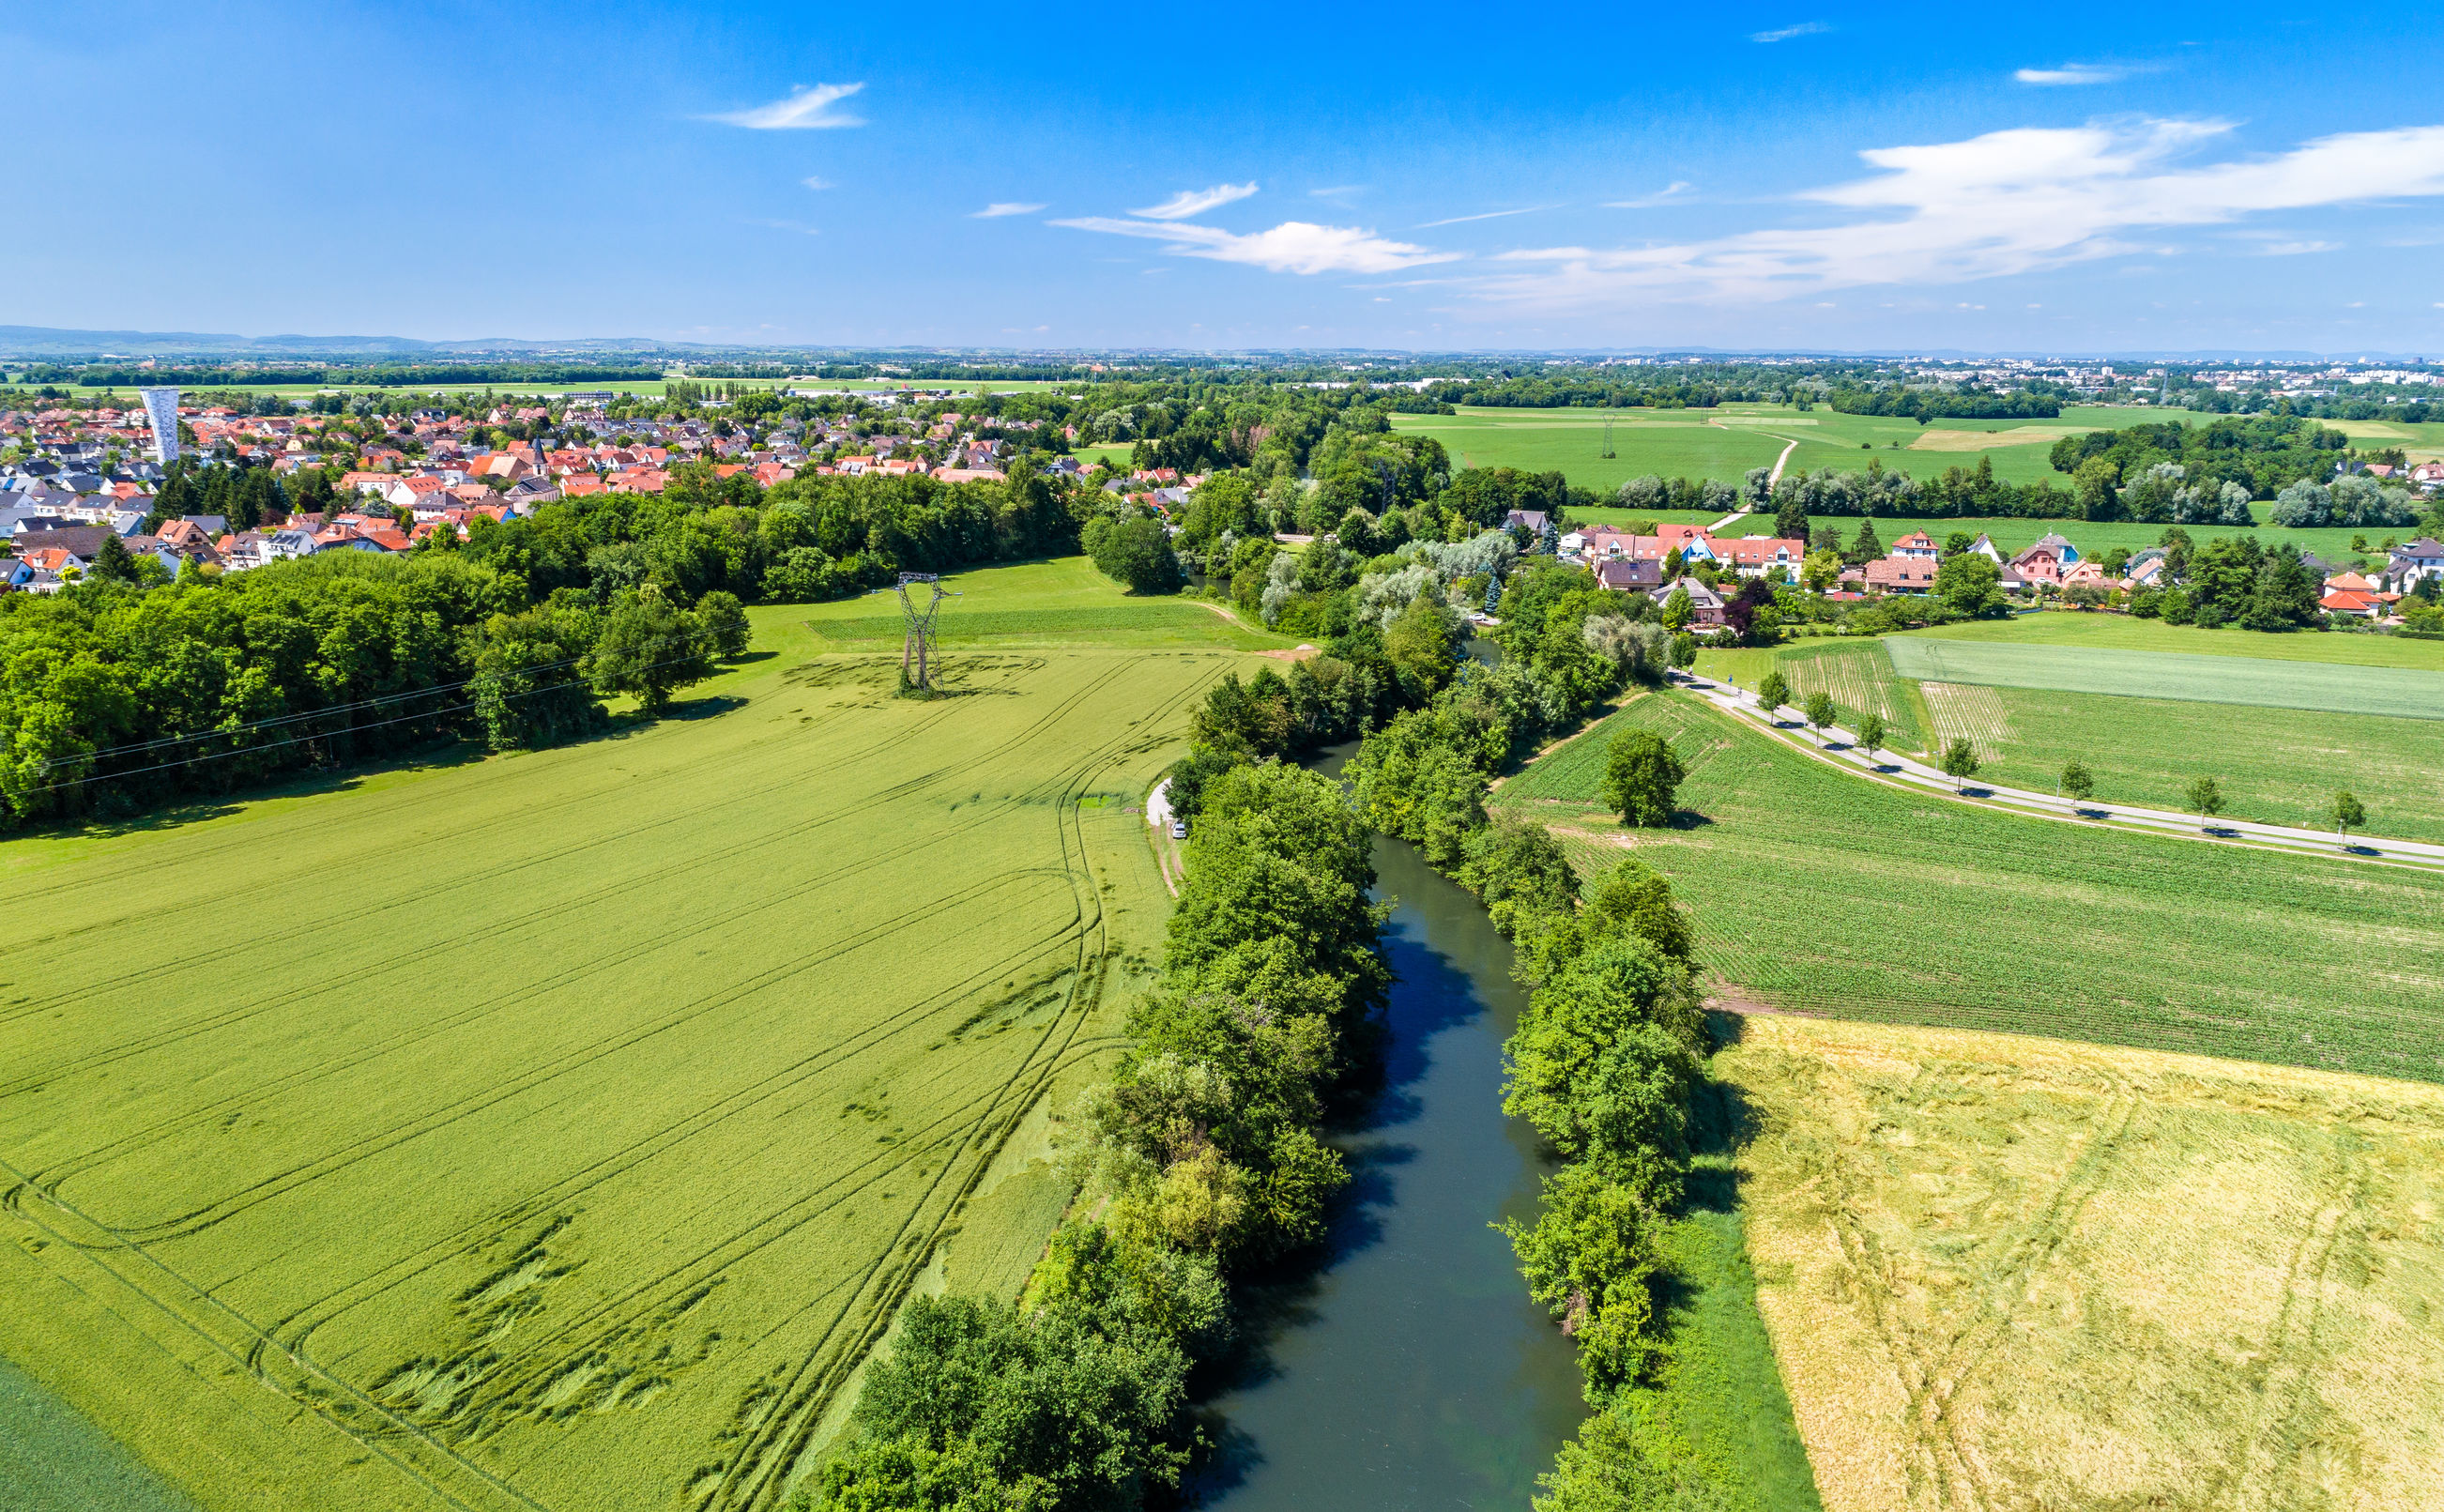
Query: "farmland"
799 557 1291 651
1949 685 2444 844
1718 1013 2444 1512
1881 637 2444 719
0 563 1262 1512
1901 611 2444 671
1395 403 2251 493
1493 692 2444 1084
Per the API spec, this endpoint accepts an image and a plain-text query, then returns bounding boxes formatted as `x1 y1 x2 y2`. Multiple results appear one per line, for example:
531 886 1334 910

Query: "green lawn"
1555 506 1734 529
1495 692 2444 1086
0 562 1260 1512
1899 612 2444 670
1956 685 2444 844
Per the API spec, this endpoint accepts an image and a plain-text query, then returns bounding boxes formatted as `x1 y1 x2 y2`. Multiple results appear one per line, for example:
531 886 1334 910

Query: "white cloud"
802 176 835 191
2015 62 2126 85
1465 118 2444 313
1129 182 1259 220
2258 239 2341 255
1751 22 1828 41
971 202 1047 218
1606 181 1693 208
1415 205 1559 228
1309 184 1366 200
709 83 866 130
1052 216 1459 275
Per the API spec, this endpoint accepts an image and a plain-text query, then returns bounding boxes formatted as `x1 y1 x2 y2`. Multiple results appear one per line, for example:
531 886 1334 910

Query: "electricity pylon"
896 573 954 691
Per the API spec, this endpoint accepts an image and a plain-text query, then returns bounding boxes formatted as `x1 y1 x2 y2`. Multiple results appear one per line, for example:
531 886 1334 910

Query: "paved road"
1675 674 2444 871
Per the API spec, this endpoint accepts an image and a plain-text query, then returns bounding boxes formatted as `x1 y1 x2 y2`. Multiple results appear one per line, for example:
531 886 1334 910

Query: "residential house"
1863 554 1940 593
2384 538 2444 590
1890 530 1941 560
2010 532 2080 585
1595 557 1661 591
1504 509 1550 536
1650 575 1728 627
1718 535 1808 578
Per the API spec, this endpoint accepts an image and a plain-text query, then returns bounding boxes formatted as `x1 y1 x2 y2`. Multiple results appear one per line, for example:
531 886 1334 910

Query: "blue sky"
10 2 2444 354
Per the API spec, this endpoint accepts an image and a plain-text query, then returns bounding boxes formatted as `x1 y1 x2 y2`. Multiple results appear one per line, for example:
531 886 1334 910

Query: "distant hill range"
0 326 689 359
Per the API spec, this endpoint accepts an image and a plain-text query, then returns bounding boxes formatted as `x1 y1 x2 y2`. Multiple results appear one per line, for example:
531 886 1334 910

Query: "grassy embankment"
0 558 1282 1512
1719 1014 2444 1512
1495 690 2444 1084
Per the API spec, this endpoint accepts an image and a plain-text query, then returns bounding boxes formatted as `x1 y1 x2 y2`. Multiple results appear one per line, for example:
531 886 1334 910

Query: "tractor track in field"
2 655 994 954
0 656 1088 1031
0 656 1138 1111
0 648 1232 1512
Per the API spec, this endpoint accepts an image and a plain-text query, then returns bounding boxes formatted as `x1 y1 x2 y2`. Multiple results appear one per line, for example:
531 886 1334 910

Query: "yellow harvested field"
1908 427 2080 451
1717 1014 2444 1512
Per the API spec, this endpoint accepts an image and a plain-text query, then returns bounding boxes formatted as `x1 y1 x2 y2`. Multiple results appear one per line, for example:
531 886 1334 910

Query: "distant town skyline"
10 2 2443 352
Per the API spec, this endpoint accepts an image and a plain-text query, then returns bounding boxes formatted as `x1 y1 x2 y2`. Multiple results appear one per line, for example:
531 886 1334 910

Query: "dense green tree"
584 592 714 712
1084 514 1183 595
1932 553 2003 618
1600 729 1685 828
842 1294 1188 1512
695 589 752 658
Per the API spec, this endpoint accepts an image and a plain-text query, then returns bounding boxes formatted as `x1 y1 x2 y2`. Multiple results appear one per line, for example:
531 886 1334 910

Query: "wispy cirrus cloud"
2015 61 2128 85
1463 119 2444 313
1051 215 1458 275
1751 21 1828 42
1414 205 1560 228
1129 182 1259 220
709 82 865 129
1606 181 1693 208
970 202 1046 218
801 176 835 191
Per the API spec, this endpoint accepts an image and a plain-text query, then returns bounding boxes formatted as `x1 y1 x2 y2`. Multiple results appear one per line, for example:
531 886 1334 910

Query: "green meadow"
1393 402 2245 494
1496 691 2444 1084
1883 636 2444 717
0 561 1264 1512
1901 612 2444 670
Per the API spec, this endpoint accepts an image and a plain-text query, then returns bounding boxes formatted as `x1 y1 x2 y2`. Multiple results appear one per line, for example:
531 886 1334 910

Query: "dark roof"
12 526 115 557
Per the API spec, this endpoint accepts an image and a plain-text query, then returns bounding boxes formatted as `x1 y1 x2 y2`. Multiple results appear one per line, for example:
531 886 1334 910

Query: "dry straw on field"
1718 1014 2444 1512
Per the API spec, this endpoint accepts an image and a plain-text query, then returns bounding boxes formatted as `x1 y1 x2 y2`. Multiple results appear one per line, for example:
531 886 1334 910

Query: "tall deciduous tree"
1601 729 1686 828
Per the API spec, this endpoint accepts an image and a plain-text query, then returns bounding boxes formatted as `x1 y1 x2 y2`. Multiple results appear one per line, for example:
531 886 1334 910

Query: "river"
1197 831 1584 1509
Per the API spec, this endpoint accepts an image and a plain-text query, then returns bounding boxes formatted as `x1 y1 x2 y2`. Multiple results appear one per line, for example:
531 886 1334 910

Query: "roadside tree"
2184 775 2224 830
1854 710 1886 765
2329 789 2366 848
1755 669 1791 718
2059 758 2094 806
1939 737 1980 793
1803 691 1836 746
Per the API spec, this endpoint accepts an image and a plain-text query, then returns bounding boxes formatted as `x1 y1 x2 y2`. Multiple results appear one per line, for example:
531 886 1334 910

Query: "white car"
1170 820 1188 840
